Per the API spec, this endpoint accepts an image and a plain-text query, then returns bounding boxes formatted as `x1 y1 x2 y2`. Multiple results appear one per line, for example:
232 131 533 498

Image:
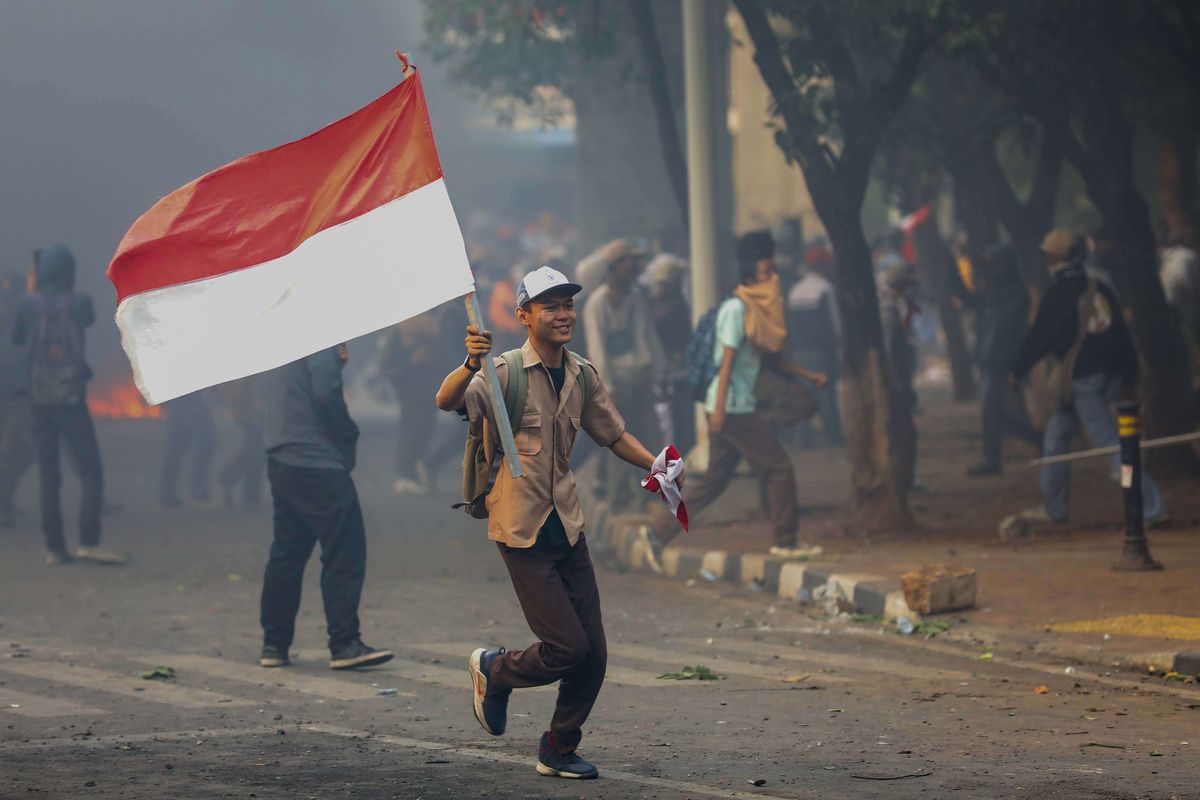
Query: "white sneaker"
1016 506 1065 524
73 546 129 565
768 544 824 561
392 477 428 496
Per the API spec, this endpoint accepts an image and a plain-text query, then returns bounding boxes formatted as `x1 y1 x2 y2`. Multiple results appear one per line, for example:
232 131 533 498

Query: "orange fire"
88 380 163 420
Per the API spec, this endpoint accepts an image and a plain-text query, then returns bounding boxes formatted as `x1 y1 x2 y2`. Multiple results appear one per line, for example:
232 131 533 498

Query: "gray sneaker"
73 546 129 565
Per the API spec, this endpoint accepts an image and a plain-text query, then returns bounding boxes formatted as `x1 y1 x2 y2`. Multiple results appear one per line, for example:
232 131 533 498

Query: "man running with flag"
435 266 684 780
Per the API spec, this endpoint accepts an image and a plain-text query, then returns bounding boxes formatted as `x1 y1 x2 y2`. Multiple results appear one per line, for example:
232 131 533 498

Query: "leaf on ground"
783 674 811 683
657 665 722 681
1033 685 1049 695
140 665 176 681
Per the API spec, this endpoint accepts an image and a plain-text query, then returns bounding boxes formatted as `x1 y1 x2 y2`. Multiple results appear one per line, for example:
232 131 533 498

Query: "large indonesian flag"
108 70 474 404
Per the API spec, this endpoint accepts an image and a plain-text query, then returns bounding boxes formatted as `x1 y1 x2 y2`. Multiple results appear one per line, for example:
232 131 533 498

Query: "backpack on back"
458 348 594 519
29 293 86 406
683 302 722 403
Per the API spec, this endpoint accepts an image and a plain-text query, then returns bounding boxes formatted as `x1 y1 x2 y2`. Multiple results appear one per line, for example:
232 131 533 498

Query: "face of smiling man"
516 287 576 347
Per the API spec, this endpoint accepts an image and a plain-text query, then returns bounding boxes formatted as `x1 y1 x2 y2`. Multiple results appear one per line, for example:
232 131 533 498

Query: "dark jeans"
32 402 104 553
979 370 1041 467
260 459 366 652
0 395 35 511
491 531 606 755
391 372 437 480
219 420 264 507
159 391 215 503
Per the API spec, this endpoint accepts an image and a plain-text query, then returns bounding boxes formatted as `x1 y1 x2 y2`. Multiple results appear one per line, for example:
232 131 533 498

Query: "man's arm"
74 294 95 329
709 345 736 436
435 326 493 411
1010 284 1072 382
609 430 655 472
770 352 828 387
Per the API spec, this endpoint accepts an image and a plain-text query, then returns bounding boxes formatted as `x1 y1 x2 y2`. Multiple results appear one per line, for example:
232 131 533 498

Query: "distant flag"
107 67 473 404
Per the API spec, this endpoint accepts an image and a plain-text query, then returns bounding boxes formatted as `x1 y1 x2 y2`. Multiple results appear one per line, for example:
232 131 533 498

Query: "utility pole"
683 0 722 468
683 0 720 325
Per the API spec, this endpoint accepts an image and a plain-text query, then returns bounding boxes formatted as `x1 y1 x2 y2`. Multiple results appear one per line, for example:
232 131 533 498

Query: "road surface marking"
0 726 280 752
0 661 254 709
138 654 416 701
608 642 858 685
0 722 813 798
409 642 703 689
306 723 814 800
0 688 110 718
697 639 977 683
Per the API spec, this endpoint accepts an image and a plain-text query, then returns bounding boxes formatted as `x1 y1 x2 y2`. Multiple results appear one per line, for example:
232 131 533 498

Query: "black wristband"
463 356 481 373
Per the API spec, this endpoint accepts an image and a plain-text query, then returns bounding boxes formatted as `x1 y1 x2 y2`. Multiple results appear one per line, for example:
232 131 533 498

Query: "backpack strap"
500 349 527 430
568 350 595 409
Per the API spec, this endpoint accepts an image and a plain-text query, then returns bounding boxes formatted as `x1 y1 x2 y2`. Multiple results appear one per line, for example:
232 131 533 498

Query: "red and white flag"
108 69 473 404
641 445 688 532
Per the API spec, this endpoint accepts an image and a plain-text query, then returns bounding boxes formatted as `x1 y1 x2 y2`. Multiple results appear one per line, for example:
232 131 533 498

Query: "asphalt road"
0 419 1196 799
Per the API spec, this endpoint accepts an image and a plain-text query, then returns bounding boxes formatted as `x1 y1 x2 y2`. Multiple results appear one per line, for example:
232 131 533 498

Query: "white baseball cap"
515 265 583 307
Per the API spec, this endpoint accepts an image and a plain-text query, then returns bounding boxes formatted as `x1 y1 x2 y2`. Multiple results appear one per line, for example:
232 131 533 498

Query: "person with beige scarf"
664 230 826 561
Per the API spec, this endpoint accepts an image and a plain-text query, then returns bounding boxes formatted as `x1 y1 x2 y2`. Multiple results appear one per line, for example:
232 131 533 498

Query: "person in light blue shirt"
684 231 827 559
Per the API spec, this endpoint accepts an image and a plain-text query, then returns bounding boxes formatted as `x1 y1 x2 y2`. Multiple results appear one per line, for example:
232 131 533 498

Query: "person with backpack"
434 265 669 781
1008 229 1167 527
11 245 123 565
672 231 827 561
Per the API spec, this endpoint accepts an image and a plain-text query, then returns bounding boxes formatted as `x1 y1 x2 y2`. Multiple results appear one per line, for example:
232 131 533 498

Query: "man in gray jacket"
258 343 392 670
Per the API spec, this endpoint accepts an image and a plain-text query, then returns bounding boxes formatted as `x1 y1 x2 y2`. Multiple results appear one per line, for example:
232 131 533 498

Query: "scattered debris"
1080 742 1126 750
699 569 718 582
977 648 995 662
748 779 767 786
657 665 722 681
783 674 811 684
998 513 1032 541
1033 685 1049 695
377 688 399 697
896 616 916 636
140 666 176 681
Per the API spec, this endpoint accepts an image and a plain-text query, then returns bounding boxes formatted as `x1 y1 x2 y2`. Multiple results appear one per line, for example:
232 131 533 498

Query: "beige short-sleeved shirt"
464 340 626 548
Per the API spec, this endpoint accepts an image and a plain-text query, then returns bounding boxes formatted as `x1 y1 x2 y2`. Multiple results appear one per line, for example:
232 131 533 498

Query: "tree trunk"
911 210 977 401
626 0 689 234
1109 185 1200 474
821 205 916 532
1156 127 1200 245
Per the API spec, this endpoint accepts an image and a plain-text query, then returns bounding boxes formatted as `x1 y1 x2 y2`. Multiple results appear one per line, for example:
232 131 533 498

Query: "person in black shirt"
1008 230 1167 525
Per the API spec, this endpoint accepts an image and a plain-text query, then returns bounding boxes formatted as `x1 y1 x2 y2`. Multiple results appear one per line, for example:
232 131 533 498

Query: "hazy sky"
0 0 476 368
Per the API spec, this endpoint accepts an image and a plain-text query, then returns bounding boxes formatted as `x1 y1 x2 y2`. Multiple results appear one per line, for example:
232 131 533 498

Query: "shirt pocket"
564 415 582 455
516 413 543 456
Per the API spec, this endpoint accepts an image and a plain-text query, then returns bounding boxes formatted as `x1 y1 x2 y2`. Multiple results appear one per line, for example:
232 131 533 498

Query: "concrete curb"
593 512 916 620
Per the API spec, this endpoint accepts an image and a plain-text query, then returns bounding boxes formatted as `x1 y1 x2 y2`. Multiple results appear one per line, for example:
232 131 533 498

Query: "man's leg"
675 417 744 543
979 372 1004 469
31 406 65 555
1039 405 1077 522
60 403 104 548
158 398 191 505
722 413 800 547
1072 375 1169 521
259 460 318 651
548 535 606 754
393 375 437 482
313 470 367 652
187 394 216 502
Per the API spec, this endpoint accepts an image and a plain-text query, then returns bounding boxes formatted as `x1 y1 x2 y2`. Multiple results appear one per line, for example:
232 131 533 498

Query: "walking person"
879 260 921 492
1009 230 1167 526
674 231 827 559
12 246 123 565
216 375 265 511
258 343 392 670
786 250 844 447
435 266 669 780
951 242 1042 476
581 239 667 508
646 254 696 455
157 389 217 508
0 271 35 527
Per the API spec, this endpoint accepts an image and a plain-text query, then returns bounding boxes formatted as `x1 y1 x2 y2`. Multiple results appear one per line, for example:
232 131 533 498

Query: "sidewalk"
581 388 1200 677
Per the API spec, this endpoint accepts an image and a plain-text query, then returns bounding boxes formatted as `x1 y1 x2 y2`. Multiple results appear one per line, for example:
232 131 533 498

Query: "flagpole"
465 293 524 478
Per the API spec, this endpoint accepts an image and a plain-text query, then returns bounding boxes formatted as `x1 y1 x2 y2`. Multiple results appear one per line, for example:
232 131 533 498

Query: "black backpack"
28 293 86 406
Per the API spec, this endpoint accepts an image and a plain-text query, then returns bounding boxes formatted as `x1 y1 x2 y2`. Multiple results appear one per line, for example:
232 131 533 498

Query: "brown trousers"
684 411 800 547
491 533 606 755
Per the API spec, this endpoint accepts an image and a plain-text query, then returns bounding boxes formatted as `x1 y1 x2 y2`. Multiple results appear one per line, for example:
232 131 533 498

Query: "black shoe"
966 462 1002 477
536 732 598 779
468 647 509 735
260 643 289 668
329 639 393 670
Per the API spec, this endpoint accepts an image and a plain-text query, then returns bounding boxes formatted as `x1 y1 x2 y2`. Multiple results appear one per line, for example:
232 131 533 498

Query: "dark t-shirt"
533 361 569 549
